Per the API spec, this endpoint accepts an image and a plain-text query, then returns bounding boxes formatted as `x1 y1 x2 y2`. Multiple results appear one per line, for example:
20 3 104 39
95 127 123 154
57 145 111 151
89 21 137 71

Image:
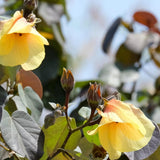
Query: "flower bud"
87 83 102 110
60 68 74 93
23 0 38 18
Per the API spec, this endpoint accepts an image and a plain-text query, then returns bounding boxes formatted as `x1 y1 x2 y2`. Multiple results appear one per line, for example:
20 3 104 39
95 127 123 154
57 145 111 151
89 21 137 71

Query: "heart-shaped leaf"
18 84 44 123
1 110 44 160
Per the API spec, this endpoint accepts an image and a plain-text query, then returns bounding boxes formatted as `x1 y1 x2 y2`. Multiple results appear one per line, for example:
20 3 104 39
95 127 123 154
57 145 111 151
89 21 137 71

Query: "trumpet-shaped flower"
0 11 49 70
88 99 155 160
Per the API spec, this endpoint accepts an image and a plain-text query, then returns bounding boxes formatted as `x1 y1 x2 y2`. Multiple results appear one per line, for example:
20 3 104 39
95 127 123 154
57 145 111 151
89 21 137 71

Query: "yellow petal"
8 17 33 34
99 123 121 160
21 34 46 70
38 31 54 40
109 122 145 152
30 28 49 45
104 99 146 134
98 109 123 125
0 33 29 66
87 127 98 135
0 11 22 36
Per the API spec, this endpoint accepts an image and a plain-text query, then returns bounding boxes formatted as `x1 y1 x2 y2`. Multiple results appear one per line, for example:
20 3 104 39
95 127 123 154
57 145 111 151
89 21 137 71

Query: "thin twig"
0 143 10 151
60 148 76 160
64 91 72 131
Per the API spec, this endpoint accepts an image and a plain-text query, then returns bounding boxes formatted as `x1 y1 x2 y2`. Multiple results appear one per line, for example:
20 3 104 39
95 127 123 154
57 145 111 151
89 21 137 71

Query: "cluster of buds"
87 83 102 110
61 68 102 110
60 68 74 93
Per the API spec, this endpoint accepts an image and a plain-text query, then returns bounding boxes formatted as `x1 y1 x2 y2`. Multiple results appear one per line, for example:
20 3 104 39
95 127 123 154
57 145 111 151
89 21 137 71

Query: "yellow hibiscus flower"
0 11 49 70
88 99 155 160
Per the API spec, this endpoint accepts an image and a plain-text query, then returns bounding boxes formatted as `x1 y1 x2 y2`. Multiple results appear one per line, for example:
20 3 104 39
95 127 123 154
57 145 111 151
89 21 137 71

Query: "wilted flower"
88 99 155 160
0 11 49 70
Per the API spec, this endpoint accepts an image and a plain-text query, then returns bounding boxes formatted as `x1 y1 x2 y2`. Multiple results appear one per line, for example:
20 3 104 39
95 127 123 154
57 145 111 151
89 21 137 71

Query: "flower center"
19 33 22 36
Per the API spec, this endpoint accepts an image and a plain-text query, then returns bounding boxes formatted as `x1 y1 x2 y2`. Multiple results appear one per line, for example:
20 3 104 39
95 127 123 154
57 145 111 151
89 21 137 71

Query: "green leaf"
0 65 19 85
83 124 101 146
42 76 65 108
5 66 19 85
4 98 17 115
78 137 94 159
1 110 44 160
18 84 44 122
0 65 9 85
115 44 141 70
41 116 81 160
52 152 69 160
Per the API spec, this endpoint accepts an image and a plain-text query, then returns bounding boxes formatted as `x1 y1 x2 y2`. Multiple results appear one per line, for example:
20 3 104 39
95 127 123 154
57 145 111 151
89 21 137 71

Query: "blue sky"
61 0 160 81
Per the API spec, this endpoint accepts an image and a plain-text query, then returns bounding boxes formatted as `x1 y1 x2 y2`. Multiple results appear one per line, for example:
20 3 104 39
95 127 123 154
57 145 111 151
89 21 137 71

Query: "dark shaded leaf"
0 86 7 106
34 41 62 84
0 65 9 85
44 110 62 128
133 11 157 28
4 98 17 115
125 123 160 160
102 17 121 53
1 110 44 160
43 76 65 108
115 44 141 70
155 76 160 91
0 107 2 122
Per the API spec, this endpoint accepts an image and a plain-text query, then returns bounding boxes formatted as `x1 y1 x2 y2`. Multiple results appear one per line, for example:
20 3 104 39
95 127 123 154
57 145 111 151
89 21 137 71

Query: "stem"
60 148 76 160
64 91 72 131
62 109 95 149
0 144 10 151
71 109 95 133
